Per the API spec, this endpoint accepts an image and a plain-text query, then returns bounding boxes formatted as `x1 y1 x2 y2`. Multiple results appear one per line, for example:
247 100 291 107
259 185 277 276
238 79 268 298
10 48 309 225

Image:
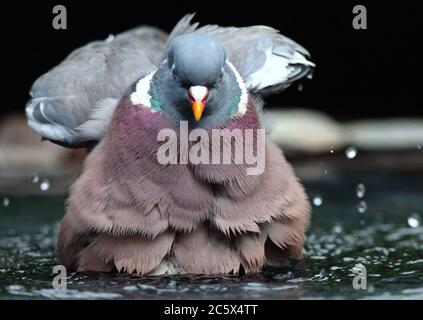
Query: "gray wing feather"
26 14 314 148
165 13 199 47
192 17 315 95
26 26 168 147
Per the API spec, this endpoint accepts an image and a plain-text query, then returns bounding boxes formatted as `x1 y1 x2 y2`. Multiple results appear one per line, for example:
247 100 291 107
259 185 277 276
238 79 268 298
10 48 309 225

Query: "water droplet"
32 174 39 184
313 195 323 207
307 73 313 80
3 197 10 207
324 170 328 174
356 183 366 198
345 146 358 159
297 83 304 92
40 179 50 191
333 224 343 234
330 266 341 271
357 200 367 213
418 145 422 150
407 213 420 228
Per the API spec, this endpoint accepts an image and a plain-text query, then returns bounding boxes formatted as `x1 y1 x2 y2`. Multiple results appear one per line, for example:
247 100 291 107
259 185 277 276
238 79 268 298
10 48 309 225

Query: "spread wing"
26 26 168 148
200 25 315 95
182 14 315 95
162 14 315 95
26 14 314 148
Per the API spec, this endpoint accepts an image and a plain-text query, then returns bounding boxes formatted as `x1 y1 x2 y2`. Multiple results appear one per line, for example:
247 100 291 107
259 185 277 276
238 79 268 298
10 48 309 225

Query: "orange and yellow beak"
191 100 204 122
188 86 209 122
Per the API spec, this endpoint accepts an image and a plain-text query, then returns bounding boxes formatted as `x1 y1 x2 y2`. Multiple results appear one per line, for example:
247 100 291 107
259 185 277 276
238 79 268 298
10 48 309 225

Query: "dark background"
0 1 420 120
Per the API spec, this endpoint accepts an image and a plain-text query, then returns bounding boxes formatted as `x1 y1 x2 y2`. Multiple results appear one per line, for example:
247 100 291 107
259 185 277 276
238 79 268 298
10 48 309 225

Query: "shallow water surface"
0 164 422 300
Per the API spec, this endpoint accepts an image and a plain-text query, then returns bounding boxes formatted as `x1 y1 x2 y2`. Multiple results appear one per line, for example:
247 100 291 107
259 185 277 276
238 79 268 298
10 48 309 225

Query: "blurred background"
0 1 420 119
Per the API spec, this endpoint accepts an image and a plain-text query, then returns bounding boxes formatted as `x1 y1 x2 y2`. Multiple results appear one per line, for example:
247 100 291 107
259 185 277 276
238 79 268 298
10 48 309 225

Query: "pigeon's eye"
171 64 180 81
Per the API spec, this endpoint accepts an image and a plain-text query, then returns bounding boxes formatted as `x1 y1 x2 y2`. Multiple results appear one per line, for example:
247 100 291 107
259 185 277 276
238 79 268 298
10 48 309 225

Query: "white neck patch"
130 70 157 110
226 61 248 118
129 62 248 117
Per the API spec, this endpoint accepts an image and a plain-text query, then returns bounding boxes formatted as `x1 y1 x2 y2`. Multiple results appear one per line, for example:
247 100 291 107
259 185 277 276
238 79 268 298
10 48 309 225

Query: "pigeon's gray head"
148 33 246 127
168 33 226 87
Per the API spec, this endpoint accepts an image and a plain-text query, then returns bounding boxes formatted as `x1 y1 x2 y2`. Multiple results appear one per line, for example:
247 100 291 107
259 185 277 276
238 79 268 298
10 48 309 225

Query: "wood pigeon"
26 14 314 275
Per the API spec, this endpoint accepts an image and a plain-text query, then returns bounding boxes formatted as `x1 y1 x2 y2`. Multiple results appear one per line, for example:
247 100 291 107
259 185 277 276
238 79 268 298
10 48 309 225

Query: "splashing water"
356 183 366 198
407 213 420 228
345 147 358 159
1 163 423 300
333 224 343 234
313 196 323 207
357 200 367 213
40 180 50 192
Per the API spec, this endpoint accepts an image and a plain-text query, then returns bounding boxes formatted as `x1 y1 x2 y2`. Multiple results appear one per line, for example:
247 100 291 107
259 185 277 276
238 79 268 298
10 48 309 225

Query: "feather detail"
237 233 266 273
172 223 241 274
78 231 175 275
